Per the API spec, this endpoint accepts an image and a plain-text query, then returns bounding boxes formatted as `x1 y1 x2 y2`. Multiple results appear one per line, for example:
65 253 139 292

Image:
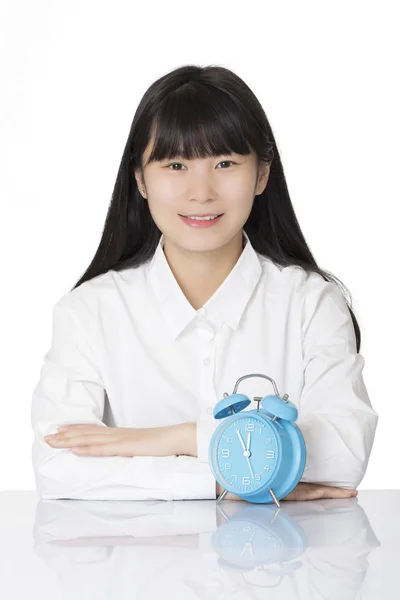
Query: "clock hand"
247 531 256 553
236 428 255 479
240 531 256 556
240 541 255 557
245 432 255 479
235 428 255 479
246 455 255 479
235 428 247 452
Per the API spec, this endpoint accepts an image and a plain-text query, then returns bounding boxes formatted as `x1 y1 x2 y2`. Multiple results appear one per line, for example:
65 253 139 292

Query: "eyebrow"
164 153 238 161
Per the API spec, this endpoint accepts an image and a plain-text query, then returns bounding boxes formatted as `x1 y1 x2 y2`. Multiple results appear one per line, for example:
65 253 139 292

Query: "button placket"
199 339 217 418
195 313 219 418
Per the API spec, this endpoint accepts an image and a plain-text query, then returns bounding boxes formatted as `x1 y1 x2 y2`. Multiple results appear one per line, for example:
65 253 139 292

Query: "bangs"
145 83 257 165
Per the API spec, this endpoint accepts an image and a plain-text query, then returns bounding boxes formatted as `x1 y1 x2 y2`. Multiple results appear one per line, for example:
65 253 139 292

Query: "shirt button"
203 357 211 366
206 406 214 415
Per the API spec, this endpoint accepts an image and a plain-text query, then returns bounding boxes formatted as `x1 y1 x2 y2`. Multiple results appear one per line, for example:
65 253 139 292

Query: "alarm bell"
213 373 298 423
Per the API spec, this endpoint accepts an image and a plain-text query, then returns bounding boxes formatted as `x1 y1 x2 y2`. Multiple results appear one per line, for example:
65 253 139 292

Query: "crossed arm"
44 422 359 502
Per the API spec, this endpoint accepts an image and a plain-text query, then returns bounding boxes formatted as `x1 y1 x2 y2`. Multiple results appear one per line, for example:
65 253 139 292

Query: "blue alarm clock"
208 374 306 506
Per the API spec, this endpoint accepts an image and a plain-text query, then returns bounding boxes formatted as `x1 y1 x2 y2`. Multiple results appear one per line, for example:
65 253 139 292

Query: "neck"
162 232 246 310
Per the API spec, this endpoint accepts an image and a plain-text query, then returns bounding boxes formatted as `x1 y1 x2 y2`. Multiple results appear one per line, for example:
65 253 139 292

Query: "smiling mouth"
179 214 224 227
179 214 224 218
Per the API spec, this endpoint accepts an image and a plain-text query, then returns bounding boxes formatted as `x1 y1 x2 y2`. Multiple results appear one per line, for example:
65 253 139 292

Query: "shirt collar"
147 230 263 340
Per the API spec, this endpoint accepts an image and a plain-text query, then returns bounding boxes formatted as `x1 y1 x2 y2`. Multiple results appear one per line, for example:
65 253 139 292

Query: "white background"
1 0 398 491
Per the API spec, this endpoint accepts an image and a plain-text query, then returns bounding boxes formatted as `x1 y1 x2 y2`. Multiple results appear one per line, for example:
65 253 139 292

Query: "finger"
48 433 114 447
57 427 112 442
296 491 321 501
321 486 357 498
70 441 129 456
57 424 109 433
282 489 323 501
70 445 116 456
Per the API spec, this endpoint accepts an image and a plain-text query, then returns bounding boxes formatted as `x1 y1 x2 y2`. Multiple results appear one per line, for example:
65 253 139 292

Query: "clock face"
212 520 282 566
214 414 279 495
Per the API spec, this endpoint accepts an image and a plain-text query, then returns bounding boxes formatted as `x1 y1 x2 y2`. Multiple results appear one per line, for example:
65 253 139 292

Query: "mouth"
179 213 224 218
179 214 224 228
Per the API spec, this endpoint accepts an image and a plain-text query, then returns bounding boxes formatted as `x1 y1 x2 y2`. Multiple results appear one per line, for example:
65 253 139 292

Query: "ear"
134 168 146 198
255 162 271 196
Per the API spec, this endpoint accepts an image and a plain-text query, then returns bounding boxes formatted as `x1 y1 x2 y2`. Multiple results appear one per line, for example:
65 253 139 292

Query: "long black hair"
71 64 362 352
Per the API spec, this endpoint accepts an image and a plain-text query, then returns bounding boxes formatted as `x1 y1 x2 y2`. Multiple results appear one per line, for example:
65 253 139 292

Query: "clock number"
266 450 275 459
242 477 251 486
254 473 261 481
224 463 231 470
221 449 230 458
266 438 272 444
264 465 270 471
223 436 233 442
231 475 237 482
245 424 254 432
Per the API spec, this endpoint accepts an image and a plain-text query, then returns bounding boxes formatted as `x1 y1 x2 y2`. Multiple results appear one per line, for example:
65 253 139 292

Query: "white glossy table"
1 490 397 598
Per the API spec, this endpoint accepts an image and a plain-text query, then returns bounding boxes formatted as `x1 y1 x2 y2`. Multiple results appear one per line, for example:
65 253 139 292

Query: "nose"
186 173 218 204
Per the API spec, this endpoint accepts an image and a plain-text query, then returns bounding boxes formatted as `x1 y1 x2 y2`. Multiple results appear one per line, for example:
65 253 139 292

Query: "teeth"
185 215 219 221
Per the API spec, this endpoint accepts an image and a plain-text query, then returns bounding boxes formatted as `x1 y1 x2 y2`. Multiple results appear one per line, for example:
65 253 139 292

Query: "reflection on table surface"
1 490 397 599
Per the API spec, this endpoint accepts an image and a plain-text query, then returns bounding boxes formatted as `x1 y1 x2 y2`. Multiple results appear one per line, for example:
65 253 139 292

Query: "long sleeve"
296 274 379 489
31 294 217 501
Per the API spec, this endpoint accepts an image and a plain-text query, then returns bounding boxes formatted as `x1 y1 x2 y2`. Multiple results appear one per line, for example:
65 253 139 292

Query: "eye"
166 163 185 171
166 160 235 171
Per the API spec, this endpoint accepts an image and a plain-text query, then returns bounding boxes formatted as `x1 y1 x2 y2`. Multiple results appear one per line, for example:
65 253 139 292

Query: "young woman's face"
135 134 270 252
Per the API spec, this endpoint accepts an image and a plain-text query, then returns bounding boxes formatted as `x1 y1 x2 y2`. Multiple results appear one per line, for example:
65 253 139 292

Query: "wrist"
168 422 197 457
183 422 197 457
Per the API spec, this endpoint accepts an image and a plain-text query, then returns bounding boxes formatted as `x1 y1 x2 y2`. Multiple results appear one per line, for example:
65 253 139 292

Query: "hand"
44 423 190 457
281 482 358 501
235 427 247 452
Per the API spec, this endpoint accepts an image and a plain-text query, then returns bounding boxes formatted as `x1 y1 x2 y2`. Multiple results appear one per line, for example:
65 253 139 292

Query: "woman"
31 64 378 502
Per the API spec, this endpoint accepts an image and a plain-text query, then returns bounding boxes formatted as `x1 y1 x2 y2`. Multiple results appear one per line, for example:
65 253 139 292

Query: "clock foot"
216 489 229 505
268 488 281 508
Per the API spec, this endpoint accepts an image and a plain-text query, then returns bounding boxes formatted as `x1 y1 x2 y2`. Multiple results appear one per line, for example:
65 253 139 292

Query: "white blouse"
30 229 379 501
